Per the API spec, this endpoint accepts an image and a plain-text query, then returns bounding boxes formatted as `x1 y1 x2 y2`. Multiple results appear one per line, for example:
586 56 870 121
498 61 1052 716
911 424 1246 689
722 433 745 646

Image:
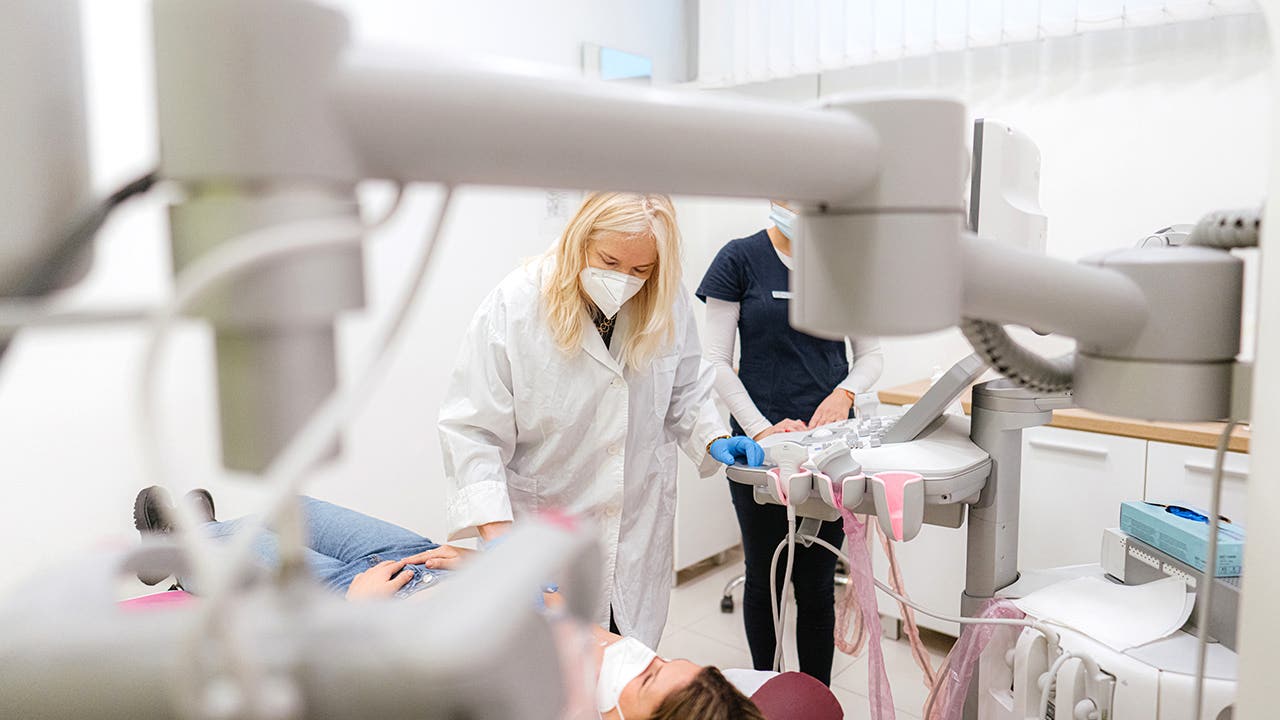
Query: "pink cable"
833 528 869 657
832 483 897 720
832 509 937 699
922 599 1026 720
875 522 938 690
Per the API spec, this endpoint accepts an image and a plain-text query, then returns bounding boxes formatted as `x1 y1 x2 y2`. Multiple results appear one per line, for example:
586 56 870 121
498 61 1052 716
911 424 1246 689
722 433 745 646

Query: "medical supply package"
1119 501 1244 577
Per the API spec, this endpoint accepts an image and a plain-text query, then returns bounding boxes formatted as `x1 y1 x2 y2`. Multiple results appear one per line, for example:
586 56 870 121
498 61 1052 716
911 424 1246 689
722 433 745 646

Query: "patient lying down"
131 488 771 720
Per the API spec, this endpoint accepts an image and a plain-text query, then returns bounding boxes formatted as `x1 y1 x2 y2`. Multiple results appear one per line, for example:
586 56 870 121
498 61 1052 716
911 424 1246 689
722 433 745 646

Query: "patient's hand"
346 560 415 600
401 544 476 571
754 418 806 440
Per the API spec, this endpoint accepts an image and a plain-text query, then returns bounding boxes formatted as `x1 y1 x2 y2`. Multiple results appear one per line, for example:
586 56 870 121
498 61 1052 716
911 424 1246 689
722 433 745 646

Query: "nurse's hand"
402 544 477 571
753 419 807 441
808 389 855 429
709 436 765 467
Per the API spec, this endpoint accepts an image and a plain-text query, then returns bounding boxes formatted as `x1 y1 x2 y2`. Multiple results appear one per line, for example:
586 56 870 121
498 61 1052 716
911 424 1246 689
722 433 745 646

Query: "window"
697 0 1261 86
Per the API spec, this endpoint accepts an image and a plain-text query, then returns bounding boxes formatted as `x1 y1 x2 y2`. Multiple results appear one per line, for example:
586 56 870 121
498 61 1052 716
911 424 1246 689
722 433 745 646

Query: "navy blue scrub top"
695 230 850 437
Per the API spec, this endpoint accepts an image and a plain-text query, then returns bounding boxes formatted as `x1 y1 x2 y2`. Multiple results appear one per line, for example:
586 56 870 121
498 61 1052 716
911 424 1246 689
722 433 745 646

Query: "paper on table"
1012 576 1196 652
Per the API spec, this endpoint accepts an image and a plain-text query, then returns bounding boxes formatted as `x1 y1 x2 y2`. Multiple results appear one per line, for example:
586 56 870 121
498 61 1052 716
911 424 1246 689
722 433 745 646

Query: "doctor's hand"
753 419 807 441
401 544 477 571
709 436 765 467
808 389 855 429
346 560 414 600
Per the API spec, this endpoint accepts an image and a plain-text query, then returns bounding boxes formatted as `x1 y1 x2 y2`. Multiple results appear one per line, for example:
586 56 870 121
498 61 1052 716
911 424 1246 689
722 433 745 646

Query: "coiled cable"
960 207 1261 394
1188 208 1262 249
960 319 1075 393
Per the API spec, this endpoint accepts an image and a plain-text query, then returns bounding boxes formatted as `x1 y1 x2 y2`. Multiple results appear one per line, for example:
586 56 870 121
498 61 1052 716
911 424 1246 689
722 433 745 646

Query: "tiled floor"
659 558 954 720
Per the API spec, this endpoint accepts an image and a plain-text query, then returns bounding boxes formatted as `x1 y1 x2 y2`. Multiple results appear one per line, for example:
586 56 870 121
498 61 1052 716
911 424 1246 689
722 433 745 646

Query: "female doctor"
439 192 764 648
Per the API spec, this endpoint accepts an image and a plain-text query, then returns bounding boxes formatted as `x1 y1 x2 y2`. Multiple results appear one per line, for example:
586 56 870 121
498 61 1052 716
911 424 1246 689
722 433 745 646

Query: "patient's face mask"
769 202 798 241
580 267 645 318
596 637 657 719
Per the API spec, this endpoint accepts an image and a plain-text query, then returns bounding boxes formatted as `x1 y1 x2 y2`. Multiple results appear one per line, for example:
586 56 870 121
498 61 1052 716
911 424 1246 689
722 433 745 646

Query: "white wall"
327 0 691 84
678 15 1271 391
0 0 691 596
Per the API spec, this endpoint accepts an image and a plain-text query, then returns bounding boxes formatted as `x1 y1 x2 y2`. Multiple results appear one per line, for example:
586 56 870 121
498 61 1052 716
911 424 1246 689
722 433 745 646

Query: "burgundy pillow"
750 672 843 720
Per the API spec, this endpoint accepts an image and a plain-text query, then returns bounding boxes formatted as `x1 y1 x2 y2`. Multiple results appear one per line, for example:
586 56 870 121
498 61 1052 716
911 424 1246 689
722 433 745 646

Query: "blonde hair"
542 192 682 369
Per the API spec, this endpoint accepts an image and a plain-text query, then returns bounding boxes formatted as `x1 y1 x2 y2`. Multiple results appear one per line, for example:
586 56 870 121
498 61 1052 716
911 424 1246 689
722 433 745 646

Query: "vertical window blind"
697 0 1261 86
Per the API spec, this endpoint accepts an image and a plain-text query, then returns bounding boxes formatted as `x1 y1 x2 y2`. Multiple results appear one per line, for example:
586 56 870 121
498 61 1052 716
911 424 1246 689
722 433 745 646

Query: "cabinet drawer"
1019 426 1147 570
1145 441 1250 528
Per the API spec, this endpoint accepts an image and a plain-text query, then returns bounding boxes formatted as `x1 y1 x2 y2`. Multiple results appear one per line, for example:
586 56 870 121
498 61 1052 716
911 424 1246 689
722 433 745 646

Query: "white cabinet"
1018 426 1148 570
828 400 1247 640
674 454 742 571
1145 441 1251 528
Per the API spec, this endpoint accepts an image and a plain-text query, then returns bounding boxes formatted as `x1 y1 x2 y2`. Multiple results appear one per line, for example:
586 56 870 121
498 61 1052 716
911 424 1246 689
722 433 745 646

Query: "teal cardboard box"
1120 501 1244 577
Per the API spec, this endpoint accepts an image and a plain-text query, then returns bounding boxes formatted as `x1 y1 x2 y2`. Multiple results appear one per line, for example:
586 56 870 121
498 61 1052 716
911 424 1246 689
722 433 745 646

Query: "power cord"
786 534 1061 641
16 171 159 298
1192 419 1240 720
778 532 1070 719
1038 650 1075 720
769 503 799 671
2 171 159 362
138 185 454 719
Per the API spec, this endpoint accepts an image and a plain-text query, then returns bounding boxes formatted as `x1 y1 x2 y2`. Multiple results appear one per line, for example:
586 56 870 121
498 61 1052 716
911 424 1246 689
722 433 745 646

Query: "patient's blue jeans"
202 496 446 598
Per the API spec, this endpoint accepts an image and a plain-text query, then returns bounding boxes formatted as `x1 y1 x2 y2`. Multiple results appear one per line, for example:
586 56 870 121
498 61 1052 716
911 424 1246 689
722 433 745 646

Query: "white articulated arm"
151 0 972 467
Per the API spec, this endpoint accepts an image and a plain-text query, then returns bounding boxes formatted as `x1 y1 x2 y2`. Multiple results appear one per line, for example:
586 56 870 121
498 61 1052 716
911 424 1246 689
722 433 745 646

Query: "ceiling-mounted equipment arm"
153 0 887 203
960 234 1149 352
151 0 969 470
333 52 881 202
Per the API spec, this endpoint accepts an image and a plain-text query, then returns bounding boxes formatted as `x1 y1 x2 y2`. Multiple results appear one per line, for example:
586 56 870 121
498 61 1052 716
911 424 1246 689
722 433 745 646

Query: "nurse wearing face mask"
695 201 884 685
440 192 764 648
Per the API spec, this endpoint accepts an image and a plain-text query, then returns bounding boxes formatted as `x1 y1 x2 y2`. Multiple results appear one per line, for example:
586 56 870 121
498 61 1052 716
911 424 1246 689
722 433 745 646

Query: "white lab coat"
439 261 728 647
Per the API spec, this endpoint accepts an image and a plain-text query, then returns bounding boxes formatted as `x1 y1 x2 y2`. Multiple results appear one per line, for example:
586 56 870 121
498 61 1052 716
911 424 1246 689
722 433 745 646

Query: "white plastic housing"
791 96 969 339
1078 246 1243 362
155 0 882 204
818 94 969 212
1073 247 1242 421
168 190 365 472
335 53 880 202
795 211 966 338
152 0 361 185
0 0 91 295
961 235 1150 351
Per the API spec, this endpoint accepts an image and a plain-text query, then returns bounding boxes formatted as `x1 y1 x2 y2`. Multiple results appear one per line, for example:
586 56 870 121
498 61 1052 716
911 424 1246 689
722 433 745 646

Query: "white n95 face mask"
769 202 798 241
581 267 645 318
596 637 658 719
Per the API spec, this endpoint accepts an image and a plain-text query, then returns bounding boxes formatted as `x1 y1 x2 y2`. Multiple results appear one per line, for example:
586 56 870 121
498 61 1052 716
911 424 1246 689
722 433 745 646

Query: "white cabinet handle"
1184 462 1249 480
1028 439 1109 459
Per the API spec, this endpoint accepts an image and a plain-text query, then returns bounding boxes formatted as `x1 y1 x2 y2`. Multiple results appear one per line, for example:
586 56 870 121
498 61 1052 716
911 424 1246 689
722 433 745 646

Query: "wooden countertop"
879 379 1251 453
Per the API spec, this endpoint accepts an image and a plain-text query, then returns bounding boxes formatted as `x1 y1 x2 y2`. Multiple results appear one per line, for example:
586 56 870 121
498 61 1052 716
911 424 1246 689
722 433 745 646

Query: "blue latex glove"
710 436 765 467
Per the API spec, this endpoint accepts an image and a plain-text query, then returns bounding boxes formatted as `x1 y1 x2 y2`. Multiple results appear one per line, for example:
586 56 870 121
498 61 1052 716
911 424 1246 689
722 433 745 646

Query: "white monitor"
882 353 987 444
969 118 1048 253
